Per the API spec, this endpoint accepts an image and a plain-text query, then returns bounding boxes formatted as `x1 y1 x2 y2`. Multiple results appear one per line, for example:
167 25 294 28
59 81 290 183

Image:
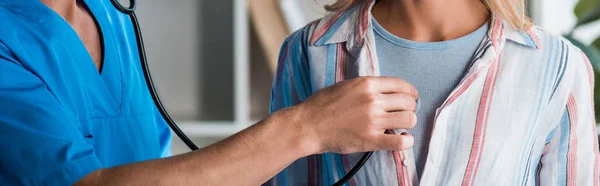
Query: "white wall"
135 1 237 153
135 0 235 121
531 0 600 44
280 0 329 31
135 0 202 120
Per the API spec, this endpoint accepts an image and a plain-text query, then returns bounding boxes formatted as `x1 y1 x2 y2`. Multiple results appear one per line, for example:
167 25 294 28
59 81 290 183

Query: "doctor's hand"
278 76 418 155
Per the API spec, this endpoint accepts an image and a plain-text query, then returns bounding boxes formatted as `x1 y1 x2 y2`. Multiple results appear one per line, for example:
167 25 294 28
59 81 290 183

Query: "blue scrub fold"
0 0 172 185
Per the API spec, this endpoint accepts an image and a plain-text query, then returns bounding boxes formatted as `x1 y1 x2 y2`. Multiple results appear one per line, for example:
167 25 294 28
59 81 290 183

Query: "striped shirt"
266 0 600 185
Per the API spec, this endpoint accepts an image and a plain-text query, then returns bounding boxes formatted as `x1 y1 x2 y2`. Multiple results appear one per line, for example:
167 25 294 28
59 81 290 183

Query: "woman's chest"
306 43 569 174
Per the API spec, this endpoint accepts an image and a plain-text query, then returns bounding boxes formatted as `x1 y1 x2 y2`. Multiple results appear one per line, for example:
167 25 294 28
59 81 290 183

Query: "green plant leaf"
564 35 600 120
575 0 600 18
575 5 600 27
594 37 600 49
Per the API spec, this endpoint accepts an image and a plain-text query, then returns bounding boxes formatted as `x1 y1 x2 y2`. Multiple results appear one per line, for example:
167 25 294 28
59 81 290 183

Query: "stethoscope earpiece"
110 0 136 14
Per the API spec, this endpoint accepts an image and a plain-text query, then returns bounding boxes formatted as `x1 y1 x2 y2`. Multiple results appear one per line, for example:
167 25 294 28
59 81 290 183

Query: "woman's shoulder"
506 24 588 72
283 2 367 48
542 26 590 72
524 25 585 55
282 19 321 48
522 25 593 91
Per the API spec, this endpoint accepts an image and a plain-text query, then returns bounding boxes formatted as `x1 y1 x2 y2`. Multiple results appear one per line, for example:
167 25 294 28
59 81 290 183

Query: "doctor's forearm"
75 77 417 185
76 106 313 186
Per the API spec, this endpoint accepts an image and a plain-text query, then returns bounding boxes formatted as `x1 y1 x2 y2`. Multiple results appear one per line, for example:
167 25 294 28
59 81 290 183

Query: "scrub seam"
72 113 154 123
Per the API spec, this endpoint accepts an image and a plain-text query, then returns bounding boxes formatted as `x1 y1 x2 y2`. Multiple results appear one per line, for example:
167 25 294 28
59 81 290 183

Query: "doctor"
0 0 418 185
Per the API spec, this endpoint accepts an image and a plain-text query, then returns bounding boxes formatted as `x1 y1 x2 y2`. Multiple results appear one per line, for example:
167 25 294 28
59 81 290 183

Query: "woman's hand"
281 76 418 155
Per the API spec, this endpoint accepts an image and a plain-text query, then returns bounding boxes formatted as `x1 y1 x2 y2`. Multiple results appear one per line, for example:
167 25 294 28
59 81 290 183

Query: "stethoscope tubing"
110 0 199 151
110 0 368 184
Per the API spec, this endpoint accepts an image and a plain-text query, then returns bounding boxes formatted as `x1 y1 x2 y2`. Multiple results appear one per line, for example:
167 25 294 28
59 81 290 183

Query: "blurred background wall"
131 0 600 154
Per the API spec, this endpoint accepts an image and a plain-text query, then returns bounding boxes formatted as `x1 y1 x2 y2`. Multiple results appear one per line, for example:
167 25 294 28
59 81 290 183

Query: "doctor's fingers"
356 76 418 98
378 93 417 112
376 132 414 151
377 111 417 130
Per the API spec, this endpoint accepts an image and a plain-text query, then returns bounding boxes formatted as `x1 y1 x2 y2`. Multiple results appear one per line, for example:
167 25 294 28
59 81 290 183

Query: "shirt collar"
310 0 541 50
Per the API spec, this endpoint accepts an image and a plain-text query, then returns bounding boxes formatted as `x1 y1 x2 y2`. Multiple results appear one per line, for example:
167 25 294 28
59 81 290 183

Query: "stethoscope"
110 0 371 185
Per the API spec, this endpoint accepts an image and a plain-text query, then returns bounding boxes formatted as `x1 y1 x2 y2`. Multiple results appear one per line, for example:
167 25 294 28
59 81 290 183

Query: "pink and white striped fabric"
266 0 600 185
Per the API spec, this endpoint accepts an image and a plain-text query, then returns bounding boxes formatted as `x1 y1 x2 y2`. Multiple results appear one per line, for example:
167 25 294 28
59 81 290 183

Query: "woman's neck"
372 0 490 42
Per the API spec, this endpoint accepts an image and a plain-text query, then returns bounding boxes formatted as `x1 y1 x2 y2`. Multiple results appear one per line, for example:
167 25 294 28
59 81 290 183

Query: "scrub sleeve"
0 43 102 185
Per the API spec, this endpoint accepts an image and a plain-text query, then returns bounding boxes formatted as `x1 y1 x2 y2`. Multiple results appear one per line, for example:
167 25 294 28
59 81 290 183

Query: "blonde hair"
324 0 533 31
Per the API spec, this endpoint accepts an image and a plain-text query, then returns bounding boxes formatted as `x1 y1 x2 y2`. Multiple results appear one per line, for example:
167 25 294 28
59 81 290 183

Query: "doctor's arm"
77 76 417 186
0 46 416 185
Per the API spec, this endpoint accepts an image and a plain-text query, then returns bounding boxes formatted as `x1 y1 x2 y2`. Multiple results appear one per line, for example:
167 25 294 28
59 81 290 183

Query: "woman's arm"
539 51 600 185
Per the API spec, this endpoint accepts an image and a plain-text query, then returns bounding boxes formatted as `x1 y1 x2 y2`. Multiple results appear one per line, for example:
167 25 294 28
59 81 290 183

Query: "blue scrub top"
0 0 172 185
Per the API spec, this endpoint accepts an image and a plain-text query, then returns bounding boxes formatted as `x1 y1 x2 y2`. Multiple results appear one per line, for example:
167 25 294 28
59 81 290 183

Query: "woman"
267 0 600 185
